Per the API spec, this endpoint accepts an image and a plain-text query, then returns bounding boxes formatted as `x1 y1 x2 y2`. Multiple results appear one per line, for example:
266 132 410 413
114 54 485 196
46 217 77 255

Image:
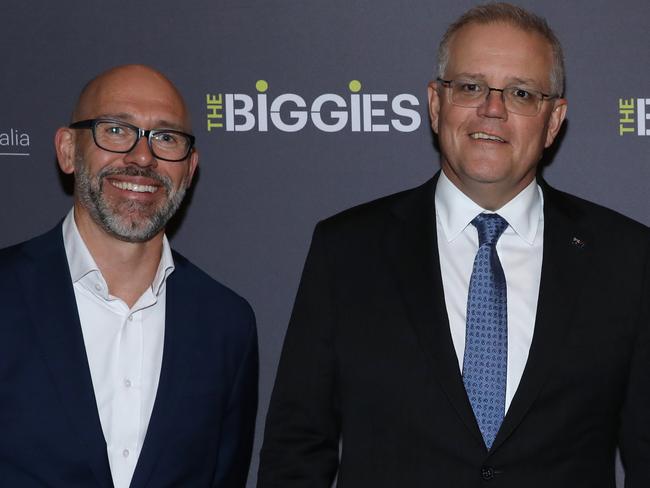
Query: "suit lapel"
129 258 201 488
492 182 593 451
384 176 484 445
18 226 113 487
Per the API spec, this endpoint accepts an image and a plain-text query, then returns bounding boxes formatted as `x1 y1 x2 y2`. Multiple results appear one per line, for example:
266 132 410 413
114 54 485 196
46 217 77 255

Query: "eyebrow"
95 113 188 132
508 77 541 87
452 73 542 88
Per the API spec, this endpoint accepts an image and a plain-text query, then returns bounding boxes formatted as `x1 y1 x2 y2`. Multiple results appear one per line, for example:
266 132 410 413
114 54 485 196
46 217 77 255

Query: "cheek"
527 122 550 150
510 122 549 168
76 148 116 175
437 110 464 140
167 168 191 190
511 119 540 144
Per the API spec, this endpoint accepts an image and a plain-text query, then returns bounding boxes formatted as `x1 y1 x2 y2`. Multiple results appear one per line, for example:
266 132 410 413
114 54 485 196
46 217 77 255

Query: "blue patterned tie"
462 213 509 449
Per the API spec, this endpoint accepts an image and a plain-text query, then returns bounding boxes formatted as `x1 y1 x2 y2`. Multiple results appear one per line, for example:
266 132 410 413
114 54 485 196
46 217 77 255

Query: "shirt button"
481 466 494 480
124 379 132 388
122 449 130 458
94 283 102 292
128 314 134 321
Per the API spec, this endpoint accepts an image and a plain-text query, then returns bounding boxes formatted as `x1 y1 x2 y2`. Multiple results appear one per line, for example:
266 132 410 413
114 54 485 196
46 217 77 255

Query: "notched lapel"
130 261 201 488
492 187 593 451
18 227 113 487
383 177 484 445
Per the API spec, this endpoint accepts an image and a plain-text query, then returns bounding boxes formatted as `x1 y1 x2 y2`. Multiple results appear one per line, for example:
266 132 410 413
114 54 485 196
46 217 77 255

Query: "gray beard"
74 156 187 243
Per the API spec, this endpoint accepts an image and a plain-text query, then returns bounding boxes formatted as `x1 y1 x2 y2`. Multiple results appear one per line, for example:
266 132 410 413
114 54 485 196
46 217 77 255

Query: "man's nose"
125 136 157 167
477 89 508 119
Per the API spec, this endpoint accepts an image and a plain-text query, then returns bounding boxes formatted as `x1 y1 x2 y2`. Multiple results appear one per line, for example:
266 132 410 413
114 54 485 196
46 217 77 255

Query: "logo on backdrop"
0 128 31 156
205 80 422 134
618 98 650 136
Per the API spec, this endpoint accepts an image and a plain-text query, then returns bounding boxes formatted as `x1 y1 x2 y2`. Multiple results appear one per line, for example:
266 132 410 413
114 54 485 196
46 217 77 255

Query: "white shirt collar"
61 208 175 299
435 170 543 245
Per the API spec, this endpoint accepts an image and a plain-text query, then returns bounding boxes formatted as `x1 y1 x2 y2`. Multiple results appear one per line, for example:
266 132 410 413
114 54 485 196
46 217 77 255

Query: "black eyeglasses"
69 118 195 162
437 78 557 117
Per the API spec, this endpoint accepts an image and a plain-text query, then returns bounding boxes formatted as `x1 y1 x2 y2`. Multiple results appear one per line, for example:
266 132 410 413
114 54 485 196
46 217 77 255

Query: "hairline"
436 4 565 97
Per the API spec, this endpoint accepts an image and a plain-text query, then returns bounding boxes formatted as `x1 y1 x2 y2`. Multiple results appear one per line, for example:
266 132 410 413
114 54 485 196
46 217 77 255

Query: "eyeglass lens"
93 121 191 161
448 81 543 116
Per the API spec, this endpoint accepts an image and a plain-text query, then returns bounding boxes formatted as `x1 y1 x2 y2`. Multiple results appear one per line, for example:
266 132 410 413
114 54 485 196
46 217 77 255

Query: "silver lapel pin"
571 236 585 248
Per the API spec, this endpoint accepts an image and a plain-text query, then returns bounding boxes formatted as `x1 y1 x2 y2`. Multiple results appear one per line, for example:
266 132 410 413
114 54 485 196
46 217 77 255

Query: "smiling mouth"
470 132 506 143
109 180 158 194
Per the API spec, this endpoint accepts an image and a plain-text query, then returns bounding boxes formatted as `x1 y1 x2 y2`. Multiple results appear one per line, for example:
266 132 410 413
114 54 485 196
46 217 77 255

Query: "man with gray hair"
258 3 650 487
0 64 258 487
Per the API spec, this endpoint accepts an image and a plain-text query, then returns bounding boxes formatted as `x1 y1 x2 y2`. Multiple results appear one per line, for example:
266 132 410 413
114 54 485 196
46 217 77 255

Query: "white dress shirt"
62 209 174 488
435 171 544 412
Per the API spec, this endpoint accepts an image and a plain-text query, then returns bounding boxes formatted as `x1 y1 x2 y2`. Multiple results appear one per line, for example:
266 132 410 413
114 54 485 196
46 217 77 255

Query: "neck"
73 204 164 308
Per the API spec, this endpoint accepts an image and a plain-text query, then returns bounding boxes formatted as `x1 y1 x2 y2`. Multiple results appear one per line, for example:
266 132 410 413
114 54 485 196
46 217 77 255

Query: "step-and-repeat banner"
2 1 648 485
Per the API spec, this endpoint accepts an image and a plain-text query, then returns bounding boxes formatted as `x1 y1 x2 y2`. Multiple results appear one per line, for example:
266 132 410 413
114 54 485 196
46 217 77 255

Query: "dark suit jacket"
0 224 258 488
258 176 650 488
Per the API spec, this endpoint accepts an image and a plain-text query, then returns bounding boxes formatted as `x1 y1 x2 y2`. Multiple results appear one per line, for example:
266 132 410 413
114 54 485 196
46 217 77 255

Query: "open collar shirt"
62 209 174 488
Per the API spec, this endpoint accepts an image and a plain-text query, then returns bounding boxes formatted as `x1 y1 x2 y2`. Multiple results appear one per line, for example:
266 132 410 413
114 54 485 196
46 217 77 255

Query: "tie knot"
471 213 508 247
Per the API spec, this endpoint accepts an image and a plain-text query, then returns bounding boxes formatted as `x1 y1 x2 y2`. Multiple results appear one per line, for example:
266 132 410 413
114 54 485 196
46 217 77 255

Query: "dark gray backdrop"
2 1 649 486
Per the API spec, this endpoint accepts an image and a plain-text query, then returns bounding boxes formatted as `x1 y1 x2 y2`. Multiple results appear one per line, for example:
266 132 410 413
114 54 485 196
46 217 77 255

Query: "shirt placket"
110 309 143 488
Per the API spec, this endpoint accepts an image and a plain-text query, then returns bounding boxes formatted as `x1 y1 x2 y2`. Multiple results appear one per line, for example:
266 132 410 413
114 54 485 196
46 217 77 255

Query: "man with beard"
0 65 258 488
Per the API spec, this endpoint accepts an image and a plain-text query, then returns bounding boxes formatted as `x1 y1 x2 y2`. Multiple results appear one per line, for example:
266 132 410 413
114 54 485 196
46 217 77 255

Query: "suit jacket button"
481 466 495 480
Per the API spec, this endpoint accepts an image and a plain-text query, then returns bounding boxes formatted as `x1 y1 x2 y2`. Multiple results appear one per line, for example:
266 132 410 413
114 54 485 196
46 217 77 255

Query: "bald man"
0 65 258 488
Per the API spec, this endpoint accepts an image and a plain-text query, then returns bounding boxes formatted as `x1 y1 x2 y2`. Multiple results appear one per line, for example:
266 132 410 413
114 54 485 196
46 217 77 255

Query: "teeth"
471 132 505 142
110 180 157 193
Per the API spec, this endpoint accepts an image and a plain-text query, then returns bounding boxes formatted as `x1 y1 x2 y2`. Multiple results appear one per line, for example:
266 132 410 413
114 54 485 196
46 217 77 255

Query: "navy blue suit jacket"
0 224 258 487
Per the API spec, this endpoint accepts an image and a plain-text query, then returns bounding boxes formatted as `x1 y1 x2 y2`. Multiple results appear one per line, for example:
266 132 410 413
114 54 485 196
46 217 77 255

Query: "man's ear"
427 80 441 134
545 99 567 148
55 127 76 174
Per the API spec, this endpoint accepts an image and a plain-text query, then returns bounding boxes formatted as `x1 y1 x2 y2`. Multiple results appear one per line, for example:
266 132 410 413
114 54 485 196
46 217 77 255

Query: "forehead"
445 22 554 88
76 68 190 130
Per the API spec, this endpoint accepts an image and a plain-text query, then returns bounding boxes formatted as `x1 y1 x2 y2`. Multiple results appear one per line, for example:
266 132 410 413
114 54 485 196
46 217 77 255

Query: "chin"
461 164 511 185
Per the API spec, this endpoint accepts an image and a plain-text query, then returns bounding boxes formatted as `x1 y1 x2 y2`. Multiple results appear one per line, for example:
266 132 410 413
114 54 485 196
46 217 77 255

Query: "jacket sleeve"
257 223 341 487
212 307 259 488
619 236 650 487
